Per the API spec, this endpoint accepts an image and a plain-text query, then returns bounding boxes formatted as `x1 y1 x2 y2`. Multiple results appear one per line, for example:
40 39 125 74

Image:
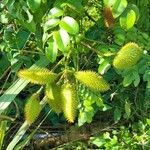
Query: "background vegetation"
0 0 150 149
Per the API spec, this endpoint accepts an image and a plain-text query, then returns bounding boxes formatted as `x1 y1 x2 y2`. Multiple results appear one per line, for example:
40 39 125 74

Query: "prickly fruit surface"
61 83 78 123
46 84 62 114
25 94 41 124
113 42 142 69
18 68 57 85
75 71 110 92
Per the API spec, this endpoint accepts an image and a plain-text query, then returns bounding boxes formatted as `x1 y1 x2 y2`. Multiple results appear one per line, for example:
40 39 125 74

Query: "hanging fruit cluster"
18 69 110 124
17 2 142 125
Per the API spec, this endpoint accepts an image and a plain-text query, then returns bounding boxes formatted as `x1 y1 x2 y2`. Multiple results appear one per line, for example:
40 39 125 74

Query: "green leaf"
15 28 30 49
98 57 111 75
85 110 94 123
17 6 36 32
78 111 87 126
123 74 134 87
91 137 105 147
0 53 10 76
103 132 111 139
3 26 16 48
0 13 9 24
133 72 140 87
78 106 95 126
5 0 16 15
110 135 118 145
102 104 112 111
124 101 131 118
126 10 136 29
59 16 79 35
45 37 58 63
104 0 127 18
43 18 60 31
83 99 95 107
48 7 64 18
103 0 116 7
114 33 125 45
129 4 139 21
19 20 36 33
120 8 136 30
23 6 33 23
2 0 9 5
35 24 43 50
96 97 104 107
146 119 150 126
114 107 121 122
143 70 150 88
54 0 83 12
27 0 41 12
122 68 140 87
112 0 127 18
53 29 70 53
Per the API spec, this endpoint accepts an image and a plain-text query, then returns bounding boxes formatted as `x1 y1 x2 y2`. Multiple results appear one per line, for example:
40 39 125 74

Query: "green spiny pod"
45 84 62 114
18 68 58 85
61 83 78 123
75 71 110 92
113 42 142 69
24 94 41 124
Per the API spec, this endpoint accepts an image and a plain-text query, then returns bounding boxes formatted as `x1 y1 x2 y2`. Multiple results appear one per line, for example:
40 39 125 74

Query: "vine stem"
80 41 116 56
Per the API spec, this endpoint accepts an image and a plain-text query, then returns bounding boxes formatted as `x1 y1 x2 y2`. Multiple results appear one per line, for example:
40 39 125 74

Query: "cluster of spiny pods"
18 42 142 124
18 69 110 124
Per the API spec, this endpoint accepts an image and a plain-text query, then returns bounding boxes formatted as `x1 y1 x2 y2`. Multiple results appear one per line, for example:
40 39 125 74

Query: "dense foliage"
0 0 150 149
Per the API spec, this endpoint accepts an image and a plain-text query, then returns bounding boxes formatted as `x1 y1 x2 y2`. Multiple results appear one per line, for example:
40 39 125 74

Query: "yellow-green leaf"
45 37 58 63
53 29 70 53
59 16 79 35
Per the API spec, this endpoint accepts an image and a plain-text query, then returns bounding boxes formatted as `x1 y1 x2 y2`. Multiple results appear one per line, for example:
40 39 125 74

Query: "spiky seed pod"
103 7 115 28
18 68 58 85
61 83 78 123
75 71 110 92
113 42 142 69
45 84 62 114
24 94 41 124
